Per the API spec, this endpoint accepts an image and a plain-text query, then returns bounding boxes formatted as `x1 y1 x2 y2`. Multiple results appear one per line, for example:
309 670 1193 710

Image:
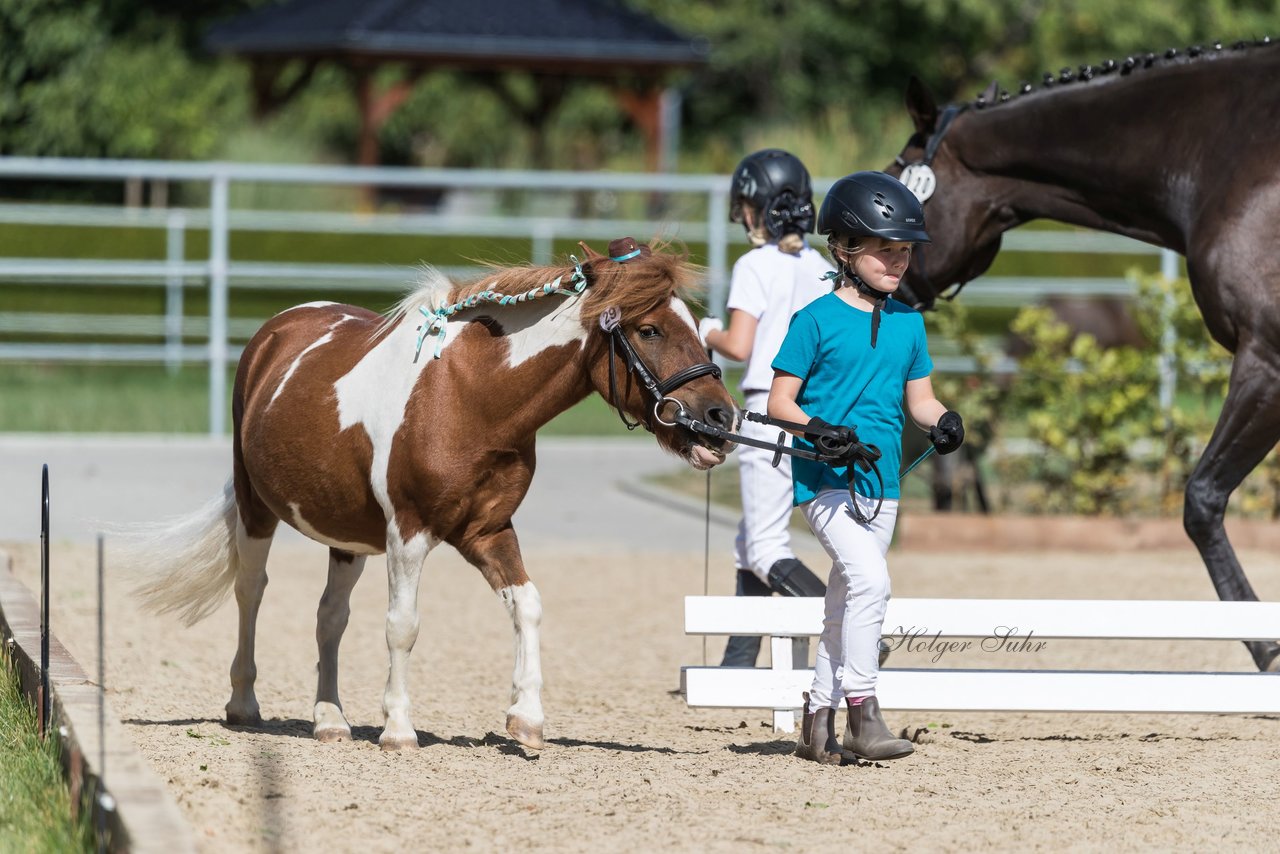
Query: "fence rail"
0 156 1177 434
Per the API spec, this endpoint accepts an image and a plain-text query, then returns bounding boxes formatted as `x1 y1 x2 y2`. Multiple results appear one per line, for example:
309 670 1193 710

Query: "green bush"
959 271 1280 517
1004 305 1156 514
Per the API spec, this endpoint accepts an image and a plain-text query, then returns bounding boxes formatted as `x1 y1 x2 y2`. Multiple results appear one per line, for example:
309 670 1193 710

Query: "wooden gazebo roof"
207 0 707 168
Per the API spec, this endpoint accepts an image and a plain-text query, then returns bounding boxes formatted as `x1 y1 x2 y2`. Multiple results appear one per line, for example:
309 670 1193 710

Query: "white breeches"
733 390 799 583
801 489 898 709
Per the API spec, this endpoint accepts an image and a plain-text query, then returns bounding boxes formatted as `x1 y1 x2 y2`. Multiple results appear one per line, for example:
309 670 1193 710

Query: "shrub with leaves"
1132 272 1280 519
1005 306 1157 514
986 271 1280 518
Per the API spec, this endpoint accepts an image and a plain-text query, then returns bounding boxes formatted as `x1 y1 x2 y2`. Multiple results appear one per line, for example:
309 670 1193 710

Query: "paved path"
0 434 738 551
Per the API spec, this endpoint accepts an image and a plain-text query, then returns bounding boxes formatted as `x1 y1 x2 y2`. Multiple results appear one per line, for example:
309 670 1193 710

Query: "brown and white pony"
129 239 736 750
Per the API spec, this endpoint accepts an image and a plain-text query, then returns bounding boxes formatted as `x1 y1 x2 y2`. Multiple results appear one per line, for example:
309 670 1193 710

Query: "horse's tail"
123 479 242 626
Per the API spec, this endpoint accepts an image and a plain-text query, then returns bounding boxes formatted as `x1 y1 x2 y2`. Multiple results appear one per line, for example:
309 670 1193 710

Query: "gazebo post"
354 67 422 204
615 84 664 173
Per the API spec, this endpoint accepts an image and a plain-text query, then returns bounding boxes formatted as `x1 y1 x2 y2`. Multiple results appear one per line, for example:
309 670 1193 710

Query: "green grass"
0 651 95 852
0 362 660 435
0 364 220 433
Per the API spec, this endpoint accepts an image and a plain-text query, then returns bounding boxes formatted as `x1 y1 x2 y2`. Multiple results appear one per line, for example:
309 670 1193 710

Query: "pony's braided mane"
379 239 702 337
451 239 702 329
965 35 1275 110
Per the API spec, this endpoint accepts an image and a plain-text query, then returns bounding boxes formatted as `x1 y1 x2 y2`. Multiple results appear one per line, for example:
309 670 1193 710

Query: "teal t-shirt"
771 291 933 504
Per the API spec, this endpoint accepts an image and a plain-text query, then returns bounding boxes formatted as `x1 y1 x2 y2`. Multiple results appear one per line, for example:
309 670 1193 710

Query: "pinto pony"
885 39 1280 670
130 239 736 750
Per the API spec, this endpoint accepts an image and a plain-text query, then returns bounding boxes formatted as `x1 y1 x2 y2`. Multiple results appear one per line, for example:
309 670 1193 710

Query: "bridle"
598 306 722 432
893 103 971 311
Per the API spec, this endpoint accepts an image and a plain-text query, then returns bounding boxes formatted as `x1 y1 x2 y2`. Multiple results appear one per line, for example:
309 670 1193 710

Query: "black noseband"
603 322 722 432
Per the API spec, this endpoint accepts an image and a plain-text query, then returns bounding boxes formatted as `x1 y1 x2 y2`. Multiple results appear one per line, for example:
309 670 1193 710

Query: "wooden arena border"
0 550 194 853
682 595 1280 732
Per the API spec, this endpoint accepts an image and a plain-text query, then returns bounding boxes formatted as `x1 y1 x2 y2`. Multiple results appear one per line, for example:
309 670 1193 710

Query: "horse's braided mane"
450 239 703 329
965 35 1275 110
377 241 702 339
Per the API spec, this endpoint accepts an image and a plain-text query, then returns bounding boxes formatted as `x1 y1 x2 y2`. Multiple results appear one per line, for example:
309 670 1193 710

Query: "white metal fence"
0 156 1177 435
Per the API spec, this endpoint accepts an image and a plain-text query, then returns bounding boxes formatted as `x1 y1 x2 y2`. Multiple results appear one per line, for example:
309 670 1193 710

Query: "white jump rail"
682 596 1280 732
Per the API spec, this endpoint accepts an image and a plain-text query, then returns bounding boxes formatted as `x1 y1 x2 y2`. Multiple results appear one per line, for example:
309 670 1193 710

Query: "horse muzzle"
656 396 736 469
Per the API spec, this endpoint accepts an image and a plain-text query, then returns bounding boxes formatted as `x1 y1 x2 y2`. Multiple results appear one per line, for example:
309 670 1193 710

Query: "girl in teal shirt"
769 171 964 765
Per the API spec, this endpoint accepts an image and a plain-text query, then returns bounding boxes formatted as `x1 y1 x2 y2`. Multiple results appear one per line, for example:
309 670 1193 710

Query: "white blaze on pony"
126 239 736 751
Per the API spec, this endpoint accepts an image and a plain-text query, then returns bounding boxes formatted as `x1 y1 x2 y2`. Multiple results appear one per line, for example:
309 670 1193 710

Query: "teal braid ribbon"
414 256 588 361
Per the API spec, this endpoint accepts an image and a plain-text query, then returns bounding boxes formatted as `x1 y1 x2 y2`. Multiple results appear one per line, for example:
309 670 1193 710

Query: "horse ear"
979 79 999 104
577 241 604 260
905 75 939 133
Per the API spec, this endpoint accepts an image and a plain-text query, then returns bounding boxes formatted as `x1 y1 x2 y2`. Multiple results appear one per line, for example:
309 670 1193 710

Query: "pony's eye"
638 325 661 340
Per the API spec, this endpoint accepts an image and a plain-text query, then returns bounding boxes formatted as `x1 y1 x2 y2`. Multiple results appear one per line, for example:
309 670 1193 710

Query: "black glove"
929 410 965 455
804 416 856 458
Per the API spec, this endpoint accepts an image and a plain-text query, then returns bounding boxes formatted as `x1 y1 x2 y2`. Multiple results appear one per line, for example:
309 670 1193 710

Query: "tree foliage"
3 0 1280 168
0 0 252 159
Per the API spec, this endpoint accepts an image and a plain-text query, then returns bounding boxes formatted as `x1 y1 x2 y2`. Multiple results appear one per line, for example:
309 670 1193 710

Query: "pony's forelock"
579 239 704 327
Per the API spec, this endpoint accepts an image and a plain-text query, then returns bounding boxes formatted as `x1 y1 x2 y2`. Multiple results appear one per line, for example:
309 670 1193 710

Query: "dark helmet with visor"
817 171 931 244
729 149 815 239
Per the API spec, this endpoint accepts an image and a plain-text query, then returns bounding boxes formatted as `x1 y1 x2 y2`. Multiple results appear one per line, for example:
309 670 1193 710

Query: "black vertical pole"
97 532 107 853
40 464 50 734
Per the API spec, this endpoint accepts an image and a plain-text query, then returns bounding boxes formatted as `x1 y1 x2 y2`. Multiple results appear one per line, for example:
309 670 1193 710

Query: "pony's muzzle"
657 397 734 467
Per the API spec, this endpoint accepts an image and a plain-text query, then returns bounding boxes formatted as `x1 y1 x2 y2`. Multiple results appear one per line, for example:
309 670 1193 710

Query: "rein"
667 405 931 524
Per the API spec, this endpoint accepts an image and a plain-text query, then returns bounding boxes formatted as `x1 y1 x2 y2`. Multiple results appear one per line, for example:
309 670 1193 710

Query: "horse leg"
226 514 276 725
1183 341 1280 670
313 548 367 742
379 533 432 751
457 528 545 750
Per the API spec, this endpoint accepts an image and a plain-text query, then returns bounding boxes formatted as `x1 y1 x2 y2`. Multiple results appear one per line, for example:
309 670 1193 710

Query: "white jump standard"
682 596 1280 732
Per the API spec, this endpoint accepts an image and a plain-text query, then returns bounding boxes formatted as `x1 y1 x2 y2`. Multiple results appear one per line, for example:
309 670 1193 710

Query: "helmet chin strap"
830 267 889 348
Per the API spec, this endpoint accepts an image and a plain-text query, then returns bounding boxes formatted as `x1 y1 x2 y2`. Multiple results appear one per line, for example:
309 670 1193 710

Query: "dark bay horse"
886 39 1280 670
130 239 737 750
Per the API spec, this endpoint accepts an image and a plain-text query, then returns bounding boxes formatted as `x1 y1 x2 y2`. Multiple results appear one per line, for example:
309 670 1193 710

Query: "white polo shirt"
726 241 834 393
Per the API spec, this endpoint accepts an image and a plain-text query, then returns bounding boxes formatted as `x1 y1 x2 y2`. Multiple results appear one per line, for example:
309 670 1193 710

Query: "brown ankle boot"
794 692 841 765
842 696 914 761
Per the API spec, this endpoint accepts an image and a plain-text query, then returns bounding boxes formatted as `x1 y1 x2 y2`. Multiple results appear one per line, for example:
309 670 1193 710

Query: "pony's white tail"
122 479 242 626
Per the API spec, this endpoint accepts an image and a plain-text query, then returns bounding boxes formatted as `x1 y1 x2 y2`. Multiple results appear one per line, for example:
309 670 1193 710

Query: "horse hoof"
378 731 420 752
226 710 263 728
506 714 546 750
314 726 352 744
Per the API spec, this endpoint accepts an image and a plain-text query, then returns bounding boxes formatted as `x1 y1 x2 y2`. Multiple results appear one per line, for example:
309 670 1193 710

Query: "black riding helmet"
816 171 931 244
818 171 930 348
729 149 815 239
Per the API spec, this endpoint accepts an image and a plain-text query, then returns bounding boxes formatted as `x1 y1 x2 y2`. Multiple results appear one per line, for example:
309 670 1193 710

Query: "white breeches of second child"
733 390 799 583
801 489 898 710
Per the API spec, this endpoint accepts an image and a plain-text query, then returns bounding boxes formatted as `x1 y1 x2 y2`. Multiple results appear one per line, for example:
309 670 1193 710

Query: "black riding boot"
842 696 914 761
794 692 841 765
720 569 771 667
